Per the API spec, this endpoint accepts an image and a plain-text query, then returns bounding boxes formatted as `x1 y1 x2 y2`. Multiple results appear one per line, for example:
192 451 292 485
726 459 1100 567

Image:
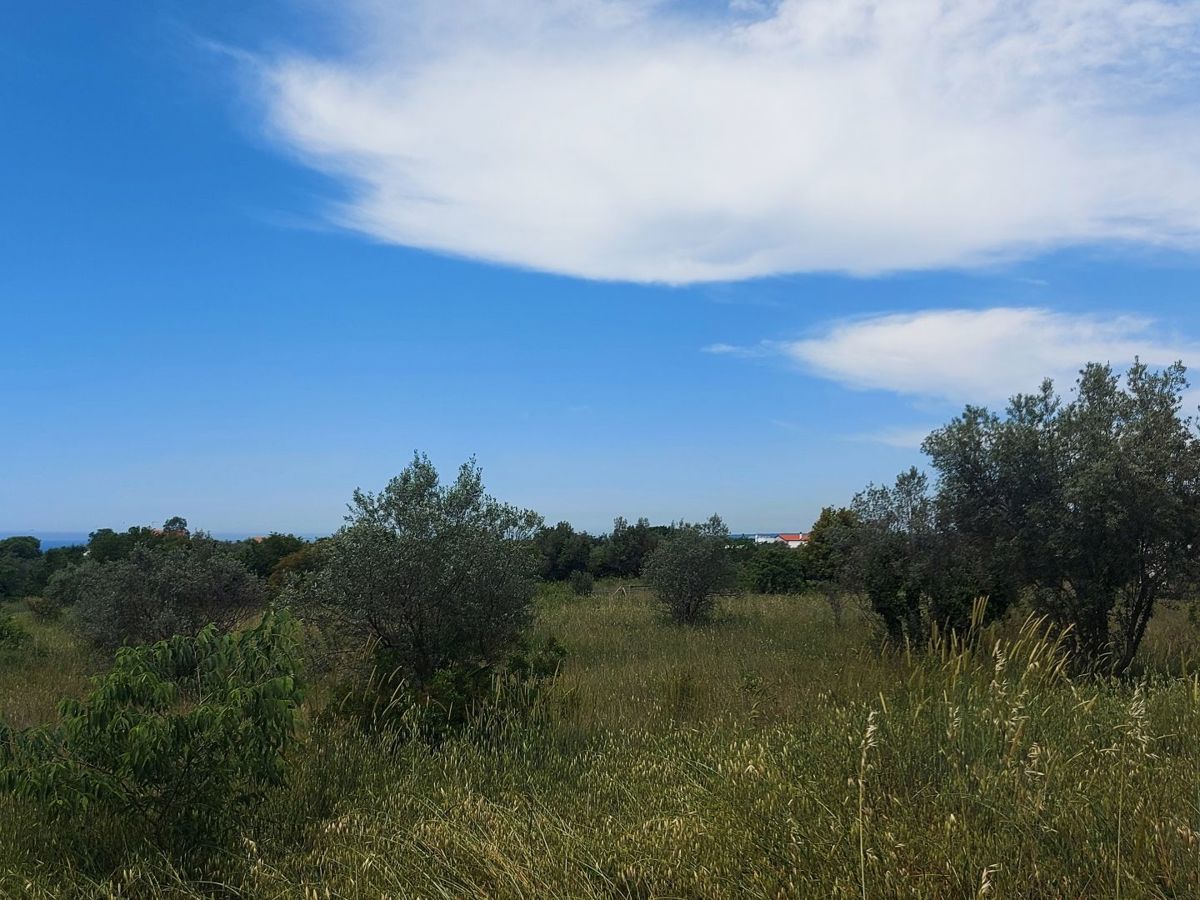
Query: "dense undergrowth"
2 586 1200 898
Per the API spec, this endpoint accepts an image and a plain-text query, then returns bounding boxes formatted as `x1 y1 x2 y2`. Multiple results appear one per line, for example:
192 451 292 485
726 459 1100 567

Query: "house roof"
777 533 809 542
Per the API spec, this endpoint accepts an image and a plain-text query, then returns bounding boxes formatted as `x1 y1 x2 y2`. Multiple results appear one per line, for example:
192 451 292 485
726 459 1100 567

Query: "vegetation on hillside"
2 360 1200 895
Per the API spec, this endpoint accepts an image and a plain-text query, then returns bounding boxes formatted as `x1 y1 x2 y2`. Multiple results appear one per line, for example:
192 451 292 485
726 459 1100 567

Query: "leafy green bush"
0 611 303 855
643 516 735 625
569 569 595 596
739 545 808 594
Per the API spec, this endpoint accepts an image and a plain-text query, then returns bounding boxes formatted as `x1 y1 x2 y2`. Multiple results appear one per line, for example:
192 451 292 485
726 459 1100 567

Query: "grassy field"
3 586 1200 898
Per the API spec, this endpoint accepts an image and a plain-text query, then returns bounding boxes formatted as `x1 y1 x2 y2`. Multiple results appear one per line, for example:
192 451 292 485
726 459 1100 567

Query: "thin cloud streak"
254 0 1200 283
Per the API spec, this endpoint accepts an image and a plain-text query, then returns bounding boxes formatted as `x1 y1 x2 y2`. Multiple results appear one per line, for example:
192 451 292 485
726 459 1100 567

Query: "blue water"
0 532 90 550
0 531 326 550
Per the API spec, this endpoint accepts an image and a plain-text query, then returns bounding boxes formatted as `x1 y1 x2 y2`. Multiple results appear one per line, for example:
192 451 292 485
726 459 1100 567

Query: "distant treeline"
0 521 317 602
533 516 815 594
0 513 817 607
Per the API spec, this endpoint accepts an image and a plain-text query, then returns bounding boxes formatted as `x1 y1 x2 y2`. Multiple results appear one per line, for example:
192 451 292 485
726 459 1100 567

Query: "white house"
777 533 810 549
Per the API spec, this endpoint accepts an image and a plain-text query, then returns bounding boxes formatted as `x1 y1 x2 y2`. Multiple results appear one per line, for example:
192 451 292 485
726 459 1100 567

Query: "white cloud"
701 341 774 358
254 0 1200 283
785 307 1198 404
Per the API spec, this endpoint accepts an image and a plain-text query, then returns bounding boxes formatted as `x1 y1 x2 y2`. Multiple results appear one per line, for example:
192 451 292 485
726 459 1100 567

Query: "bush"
298 453 542 689
739 545 807 594
23 596 62 623
74 541 266 649
643 516 734 625
43 561 92 608
0 614 29 655
0 611 303 856
267 540 327 590
569 569 595 596
333 633 566 739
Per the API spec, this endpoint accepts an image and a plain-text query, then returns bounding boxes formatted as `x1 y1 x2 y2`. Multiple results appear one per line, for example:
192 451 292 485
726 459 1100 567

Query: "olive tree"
924 361 1200 672
643 515 734 624
303 454 543 687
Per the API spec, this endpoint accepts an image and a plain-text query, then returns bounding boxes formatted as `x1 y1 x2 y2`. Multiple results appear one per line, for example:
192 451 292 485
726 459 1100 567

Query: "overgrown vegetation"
3 590 1200 897
4 359 1200 895
0 612 303 865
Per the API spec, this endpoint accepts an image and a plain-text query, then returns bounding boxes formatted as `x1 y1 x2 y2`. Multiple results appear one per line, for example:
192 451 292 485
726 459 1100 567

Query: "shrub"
847 468 996 643
0 611 303 855
0 537 41 601
299 453 542 689
267 540 328 590
74 541 266 649
22 595 62 623
237 533 307 579
643 515 734 625
43 561 92 608
739 545 807 594
569 569 595 596
534 521 593 580
0 614 29 655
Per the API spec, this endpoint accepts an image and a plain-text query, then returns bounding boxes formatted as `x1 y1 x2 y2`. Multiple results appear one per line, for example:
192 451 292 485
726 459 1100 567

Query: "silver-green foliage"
643 515 734 624
0 611 303 853
301 453 543 686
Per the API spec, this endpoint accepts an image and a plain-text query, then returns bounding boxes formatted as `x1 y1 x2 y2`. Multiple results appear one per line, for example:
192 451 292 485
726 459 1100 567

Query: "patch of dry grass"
3 589 1200 897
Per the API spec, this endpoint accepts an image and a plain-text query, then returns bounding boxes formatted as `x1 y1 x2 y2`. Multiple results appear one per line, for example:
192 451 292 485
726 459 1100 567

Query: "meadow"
2 585 1200 898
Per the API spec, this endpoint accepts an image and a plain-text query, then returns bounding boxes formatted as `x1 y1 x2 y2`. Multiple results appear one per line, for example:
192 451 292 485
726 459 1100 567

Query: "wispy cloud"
701 341 774 358
783 307 1199 405
847 426 937 449
252 0 1200 283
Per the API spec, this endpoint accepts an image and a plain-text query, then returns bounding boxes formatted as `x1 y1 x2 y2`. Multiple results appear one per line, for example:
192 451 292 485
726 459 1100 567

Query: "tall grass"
2 589 1200 897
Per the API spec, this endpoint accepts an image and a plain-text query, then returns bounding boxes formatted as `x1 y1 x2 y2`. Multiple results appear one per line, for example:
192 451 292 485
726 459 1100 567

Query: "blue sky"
4 1 1200 536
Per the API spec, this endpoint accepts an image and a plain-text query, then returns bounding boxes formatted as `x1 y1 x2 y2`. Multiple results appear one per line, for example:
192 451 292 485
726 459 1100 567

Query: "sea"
0 531 326 550
0 532 91 550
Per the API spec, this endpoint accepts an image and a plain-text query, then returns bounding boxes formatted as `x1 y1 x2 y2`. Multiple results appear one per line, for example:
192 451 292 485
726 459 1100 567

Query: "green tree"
85 523 192 564
267 540 328 590
849 469 995 642
598 516 662 577
805 506 859 626
74 540 266 649
0 536 41 600
43 559 96 609
533 521 593 580
28 544 86 595
643 515 734 624
237 533 307 580
300 454 543 687
740 544 808 595
924 361 1200 672
161 516 189 536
